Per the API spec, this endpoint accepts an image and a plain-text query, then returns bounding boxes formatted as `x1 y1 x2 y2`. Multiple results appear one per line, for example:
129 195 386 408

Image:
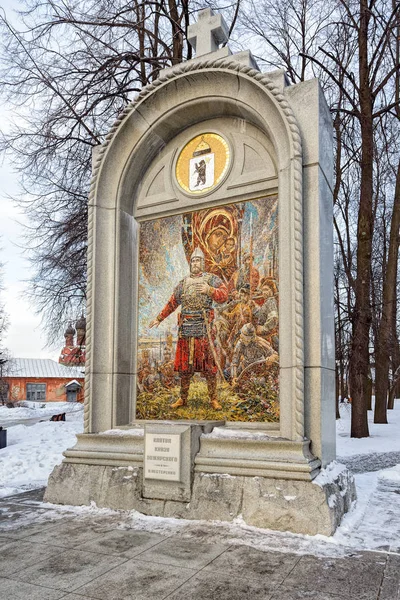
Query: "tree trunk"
336 366 341 418
168 0 183 64
389 366 400 409
367 376 372 411
388 384 396 409
374 160 400 422
349 0 373 438
392 324 400 399
135 1 147 87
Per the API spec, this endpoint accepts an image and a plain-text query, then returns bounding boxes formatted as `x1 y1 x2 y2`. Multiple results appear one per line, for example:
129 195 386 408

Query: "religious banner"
136 196 279 422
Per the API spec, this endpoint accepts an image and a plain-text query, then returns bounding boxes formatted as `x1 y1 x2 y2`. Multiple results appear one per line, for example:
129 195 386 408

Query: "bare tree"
241 0 400 437
0 248 10 405
240 0 335 83
0 0 193 342
373 4 400 422
302 0 400 436
0 0 241 342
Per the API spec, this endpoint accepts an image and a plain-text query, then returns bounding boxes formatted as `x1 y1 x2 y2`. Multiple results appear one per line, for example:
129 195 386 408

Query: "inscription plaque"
144 432 182 481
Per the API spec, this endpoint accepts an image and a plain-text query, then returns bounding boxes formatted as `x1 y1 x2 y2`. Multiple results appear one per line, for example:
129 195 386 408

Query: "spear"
249 212 254 308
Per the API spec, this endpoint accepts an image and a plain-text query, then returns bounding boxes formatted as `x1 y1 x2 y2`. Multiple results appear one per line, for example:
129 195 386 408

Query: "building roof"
5 358 85 379
65 379 82 388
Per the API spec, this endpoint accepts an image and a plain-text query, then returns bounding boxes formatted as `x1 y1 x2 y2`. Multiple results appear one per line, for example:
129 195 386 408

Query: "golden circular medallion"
175 133 230 194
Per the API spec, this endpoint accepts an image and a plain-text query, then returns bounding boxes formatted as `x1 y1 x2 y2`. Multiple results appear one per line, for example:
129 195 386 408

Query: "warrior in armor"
231 323 278 387
252 277 279 351
227 251 260 299
221 284 252 352
149 247 228 410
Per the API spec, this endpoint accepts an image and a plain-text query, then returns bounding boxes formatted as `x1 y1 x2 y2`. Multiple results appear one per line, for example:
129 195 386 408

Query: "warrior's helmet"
240 323 256 344
190 247 205 269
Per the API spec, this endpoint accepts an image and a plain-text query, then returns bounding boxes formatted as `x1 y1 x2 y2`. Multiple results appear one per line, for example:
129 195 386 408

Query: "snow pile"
203 427 276 440
101 428 144 436
312 461 348 487
379 463 400 483
0 410 83 498
0 402 83 425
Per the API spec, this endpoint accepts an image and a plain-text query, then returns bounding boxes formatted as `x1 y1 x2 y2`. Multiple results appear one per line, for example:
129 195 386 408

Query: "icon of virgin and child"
141 199 279 415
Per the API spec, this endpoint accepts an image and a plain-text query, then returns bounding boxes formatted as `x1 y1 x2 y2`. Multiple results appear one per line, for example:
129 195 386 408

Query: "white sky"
0 1 60 361
0 0 256 363
0 161 60 361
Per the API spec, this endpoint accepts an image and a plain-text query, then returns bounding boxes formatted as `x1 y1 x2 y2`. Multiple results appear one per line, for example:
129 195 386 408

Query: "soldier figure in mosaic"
231 323 278 387
149 247 228 410
252 277 279 351
227 251 260 298
221 284 252 351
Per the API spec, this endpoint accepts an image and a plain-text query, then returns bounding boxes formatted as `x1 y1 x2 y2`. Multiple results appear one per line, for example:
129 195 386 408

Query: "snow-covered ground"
332 400 400 553
0 399 399 556
0 402 83 498
337 399 400 456
0 401 82 424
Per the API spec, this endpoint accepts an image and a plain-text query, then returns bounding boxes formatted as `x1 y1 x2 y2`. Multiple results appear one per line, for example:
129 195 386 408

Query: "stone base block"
45 462 355 536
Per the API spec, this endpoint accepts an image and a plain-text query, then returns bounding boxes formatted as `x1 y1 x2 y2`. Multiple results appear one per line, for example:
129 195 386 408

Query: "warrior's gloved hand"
265 354 279 365
195 282 212 296
149 318 161 329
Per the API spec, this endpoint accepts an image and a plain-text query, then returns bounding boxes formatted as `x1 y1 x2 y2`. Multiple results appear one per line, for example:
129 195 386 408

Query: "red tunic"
157 273 228 374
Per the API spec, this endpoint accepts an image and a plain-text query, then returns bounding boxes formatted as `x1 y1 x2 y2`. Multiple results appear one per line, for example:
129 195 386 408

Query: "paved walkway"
0 489 398 600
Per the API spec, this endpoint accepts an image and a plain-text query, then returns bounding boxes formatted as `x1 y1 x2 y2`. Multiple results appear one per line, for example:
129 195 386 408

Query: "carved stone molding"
86 59 304 439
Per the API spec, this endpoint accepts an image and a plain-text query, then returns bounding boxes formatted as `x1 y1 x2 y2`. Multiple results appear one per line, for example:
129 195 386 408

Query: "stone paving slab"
137 537 228 569
12 548 127 592
76 529 170 557
0 534 12 545
25 520 115 548
0 540 59 576
0 505 55 525
166 570 276 600
268 589 351 599
203 544 300 583
379 554 400 600
60 596 102 600
0 519 65 540
74 558 197 600
0 577 67 600
281 554 386 600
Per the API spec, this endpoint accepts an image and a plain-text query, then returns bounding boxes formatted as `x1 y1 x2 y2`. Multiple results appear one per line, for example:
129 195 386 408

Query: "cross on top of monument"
188 8 229 58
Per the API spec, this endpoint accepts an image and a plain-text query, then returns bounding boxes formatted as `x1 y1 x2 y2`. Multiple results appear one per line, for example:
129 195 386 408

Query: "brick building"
4 358 85 403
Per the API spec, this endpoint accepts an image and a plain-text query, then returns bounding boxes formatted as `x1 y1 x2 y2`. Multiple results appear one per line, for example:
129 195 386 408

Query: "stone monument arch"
46 8 355 535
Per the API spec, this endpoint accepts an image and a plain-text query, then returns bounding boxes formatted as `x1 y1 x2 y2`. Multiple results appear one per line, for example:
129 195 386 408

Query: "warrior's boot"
170 374 191 408
206 374 222 410
170 398 185 408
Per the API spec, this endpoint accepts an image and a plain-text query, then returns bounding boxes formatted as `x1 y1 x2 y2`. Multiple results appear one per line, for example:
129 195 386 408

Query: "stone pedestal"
45 427 355 536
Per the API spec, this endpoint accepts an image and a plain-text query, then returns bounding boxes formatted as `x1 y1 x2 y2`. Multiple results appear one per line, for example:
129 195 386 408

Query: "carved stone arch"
135 118 278 216
86 61 304 443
